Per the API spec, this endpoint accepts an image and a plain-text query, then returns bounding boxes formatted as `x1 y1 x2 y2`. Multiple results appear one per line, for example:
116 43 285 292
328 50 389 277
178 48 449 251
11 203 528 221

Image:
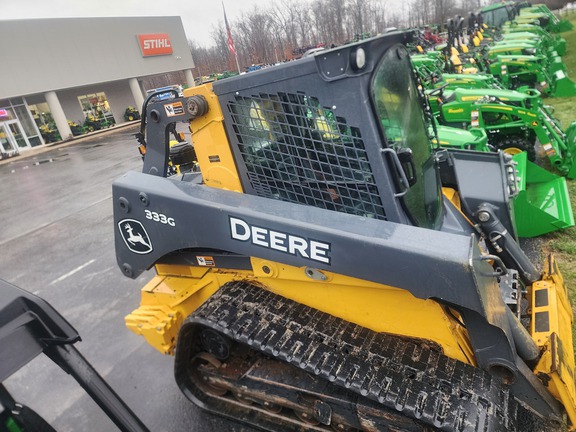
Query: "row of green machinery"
480 2 574 33
410 2 576 238
473 2 575 97
413 4 576 97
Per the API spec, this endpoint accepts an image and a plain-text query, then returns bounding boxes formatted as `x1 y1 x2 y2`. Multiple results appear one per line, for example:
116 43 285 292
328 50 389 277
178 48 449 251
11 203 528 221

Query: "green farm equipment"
432 86 576 177
480 2 572 33
468 2 576 97
411 52 446 78
428 85 576 236
68 120 85 136
83 115 111 132
479 2 522 28
431 73 503 91
437 37 576 97
512 4 574 33
124 106 141 122
433 123 490 152
432 122 574 237
486 54 576 97
512 151 575 237
486 40 560 64
412 50 505 91
499 28 566 56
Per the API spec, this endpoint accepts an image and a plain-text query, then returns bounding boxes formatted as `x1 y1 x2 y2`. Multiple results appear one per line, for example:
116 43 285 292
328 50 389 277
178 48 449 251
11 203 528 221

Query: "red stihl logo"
137 34 173 56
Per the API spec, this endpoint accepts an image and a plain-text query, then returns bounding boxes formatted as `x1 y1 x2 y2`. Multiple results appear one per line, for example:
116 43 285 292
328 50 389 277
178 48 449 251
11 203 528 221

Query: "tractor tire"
498 136 536 162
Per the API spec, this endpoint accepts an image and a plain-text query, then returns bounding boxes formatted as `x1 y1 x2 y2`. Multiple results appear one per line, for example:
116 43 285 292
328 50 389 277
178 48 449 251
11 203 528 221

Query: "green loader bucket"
552 69 576 97
512 152 575 237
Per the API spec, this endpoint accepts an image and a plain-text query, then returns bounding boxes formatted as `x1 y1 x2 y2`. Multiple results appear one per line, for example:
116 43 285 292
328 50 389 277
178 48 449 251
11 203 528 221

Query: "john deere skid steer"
113 32 576 431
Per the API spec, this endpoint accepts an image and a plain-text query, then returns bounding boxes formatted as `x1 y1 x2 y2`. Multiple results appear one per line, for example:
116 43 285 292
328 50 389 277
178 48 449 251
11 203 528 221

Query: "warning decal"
196 256 215 267
164 101 184 117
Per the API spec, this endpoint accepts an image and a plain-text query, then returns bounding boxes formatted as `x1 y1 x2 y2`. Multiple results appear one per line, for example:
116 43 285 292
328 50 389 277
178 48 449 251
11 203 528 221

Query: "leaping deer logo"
124 223 151 248
118 219 153 254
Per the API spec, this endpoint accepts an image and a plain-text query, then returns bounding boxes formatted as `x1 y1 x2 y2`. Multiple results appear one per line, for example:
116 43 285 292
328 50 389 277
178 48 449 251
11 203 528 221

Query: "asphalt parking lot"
0 125 254 431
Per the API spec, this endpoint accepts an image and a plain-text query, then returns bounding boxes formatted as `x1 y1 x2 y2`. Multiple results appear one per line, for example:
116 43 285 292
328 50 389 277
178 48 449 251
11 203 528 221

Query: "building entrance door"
0 121 31 156
0 123 19 156
5 120 31 150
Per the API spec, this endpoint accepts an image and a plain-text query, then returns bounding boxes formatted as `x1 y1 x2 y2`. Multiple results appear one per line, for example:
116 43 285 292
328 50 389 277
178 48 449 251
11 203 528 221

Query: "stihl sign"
137 34 173 57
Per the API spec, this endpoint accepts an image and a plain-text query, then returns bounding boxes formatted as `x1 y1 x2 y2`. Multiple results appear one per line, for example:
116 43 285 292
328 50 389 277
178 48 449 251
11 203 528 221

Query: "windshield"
482 6 513 28
370 45 442 229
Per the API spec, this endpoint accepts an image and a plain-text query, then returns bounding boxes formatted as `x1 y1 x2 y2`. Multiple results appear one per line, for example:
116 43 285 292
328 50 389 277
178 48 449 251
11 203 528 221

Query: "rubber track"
186 281 549 431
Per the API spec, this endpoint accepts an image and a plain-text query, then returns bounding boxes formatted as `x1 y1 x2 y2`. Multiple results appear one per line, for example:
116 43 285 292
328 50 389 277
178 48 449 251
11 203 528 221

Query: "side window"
371 45 442 229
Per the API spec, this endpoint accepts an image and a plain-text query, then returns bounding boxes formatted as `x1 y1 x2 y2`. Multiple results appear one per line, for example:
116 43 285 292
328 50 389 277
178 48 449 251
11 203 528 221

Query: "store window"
28 103 51 124
78 92 116 131
29 102 59 145
0 107 15 121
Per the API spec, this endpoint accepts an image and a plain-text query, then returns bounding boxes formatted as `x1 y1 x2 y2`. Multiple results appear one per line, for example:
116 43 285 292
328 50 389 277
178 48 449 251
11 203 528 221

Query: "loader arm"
474 100 576 178
537 107 576 179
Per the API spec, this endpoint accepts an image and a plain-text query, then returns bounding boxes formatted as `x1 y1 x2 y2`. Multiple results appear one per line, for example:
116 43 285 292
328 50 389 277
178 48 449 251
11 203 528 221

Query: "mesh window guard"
228 91 386 220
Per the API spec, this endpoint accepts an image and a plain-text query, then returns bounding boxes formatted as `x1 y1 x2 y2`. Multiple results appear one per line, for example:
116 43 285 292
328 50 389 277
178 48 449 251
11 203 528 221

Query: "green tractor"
435 36 576 97
499 28 566 56
512 4 574 33
411 52 446 77
486 40 561 64
431 86 576 177
479 1 523 28
124 106 141 122
430 72 503 90
487 53 576 97
479 1 572 33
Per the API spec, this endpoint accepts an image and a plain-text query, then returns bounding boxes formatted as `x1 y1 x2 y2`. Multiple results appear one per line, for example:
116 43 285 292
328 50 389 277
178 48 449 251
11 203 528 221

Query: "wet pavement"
0 126 254 432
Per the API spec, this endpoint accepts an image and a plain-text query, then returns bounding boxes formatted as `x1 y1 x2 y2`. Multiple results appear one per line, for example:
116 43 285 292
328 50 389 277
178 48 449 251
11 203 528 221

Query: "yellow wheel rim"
503 147 523 156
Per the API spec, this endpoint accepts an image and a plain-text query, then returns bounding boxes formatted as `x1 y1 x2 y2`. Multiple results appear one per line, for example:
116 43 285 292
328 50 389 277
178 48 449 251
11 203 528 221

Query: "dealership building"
0 16 195 158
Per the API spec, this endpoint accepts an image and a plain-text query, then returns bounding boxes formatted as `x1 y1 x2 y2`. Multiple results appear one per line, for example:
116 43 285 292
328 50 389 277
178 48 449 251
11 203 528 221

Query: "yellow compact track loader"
113 31 576 431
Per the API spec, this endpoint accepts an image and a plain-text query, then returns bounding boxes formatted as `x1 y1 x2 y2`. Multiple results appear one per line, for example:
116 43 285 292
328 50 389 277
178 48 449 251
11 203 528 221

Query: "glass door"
0 123 18 155
5 120 31 150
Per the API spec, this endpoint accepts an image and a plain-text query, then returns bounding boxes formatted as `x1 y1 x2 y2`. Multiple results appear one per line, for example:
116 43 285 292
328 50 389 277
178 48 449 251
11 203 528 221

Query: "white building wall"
0 16 194 100
0 16 194 149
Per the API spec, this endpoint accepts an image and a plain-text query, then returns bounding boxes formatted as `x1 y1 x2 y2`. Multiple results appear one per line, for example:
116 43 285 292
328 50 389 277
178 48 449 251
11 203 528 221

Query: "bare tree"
293 1 314 46
236 9 276 65
187 0 500 76
272 1 300 49
435 0 455 24
309 0 346 46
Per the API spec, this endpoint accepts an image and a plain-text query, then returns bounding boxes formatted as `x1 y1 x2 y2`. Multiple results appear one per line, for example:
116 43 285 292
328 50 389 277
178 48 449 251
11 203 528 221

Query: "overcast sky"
0 0 277 47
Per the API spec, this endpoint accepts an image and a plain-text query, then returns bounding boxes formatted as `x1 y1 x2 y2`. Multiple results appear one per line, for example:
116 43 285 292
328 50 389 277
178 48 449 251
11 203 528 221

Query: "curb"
0 121 140 166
